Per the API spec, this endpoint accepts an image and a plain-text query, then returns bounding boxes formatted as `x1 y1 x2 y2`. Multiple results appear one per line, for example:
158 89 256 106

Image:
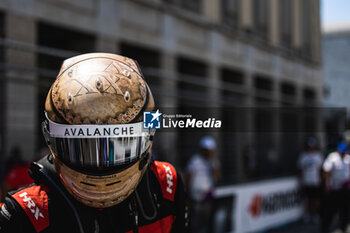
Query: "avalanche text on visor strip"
48 121 149 138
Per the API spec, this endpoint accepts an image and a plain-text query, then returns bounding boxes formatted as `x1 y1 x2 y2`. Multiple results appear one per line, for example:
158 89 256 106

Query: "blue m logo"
143 110 162 129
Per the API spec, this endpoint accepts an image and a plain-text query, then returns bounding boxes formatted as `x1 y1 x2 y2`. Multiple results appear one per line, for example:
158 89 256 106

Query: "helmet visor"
42 114 155 169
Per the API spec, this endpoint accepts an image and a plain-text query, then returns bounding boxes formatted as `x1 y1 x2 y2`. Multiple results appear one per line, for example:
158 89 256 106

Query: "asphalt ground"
266 220 320 233
266 220 350 233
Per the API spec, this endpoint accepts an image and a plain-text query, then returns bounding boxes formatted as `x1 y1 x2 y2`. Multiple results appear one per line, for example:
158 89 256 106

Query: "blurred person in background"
344 130 350 155
297 137 323 223
185 136 221 233
2 146 33 198
322 142 350 232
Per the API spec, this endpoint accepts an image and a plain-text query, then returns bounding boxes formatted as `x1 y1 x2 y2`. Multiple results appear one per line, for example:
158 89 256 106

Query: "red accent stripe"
151 161 177 201
126 215 175 233
0 203 4 208
12 185 49 232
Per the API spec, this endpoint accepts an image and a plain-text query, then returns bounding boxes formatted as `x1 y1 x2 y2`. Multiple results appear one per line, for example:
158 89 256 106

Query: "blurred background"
0 0 349 232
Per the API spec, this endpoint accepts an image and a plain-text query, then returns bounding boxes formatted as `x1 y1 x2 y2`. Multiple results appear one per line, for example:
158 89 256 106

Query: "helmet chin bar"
52 152 150 208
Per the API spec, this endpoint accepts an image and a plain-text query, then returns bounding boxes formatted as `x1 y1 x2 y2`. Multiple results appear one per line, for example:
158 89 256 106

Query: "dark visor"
42 114 155 168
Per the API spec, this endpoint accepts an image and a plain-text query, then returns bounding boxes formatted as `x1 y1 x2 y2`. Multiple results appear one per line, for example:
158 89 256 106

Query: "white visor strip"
47 117 150 138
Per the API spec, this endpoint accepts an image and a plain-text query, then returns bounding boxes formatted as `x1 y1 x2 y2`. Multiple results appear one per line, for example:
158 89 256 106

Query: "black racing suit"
0 155 188 233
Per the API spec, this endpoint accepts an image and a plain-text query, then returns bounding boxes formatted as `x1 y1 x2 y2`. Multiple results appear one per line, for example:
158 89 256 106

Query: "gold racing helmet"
42 53 155 208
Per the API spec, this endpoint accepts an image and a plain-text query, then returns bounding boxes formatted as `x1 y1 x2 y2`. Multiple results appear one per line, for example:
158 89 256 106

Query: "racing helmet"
42 53 155 208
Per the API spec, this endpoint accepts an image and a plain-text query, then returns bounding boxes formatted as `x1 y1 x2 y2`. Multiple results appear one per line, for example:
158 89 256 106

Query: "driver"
0 53 187 233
